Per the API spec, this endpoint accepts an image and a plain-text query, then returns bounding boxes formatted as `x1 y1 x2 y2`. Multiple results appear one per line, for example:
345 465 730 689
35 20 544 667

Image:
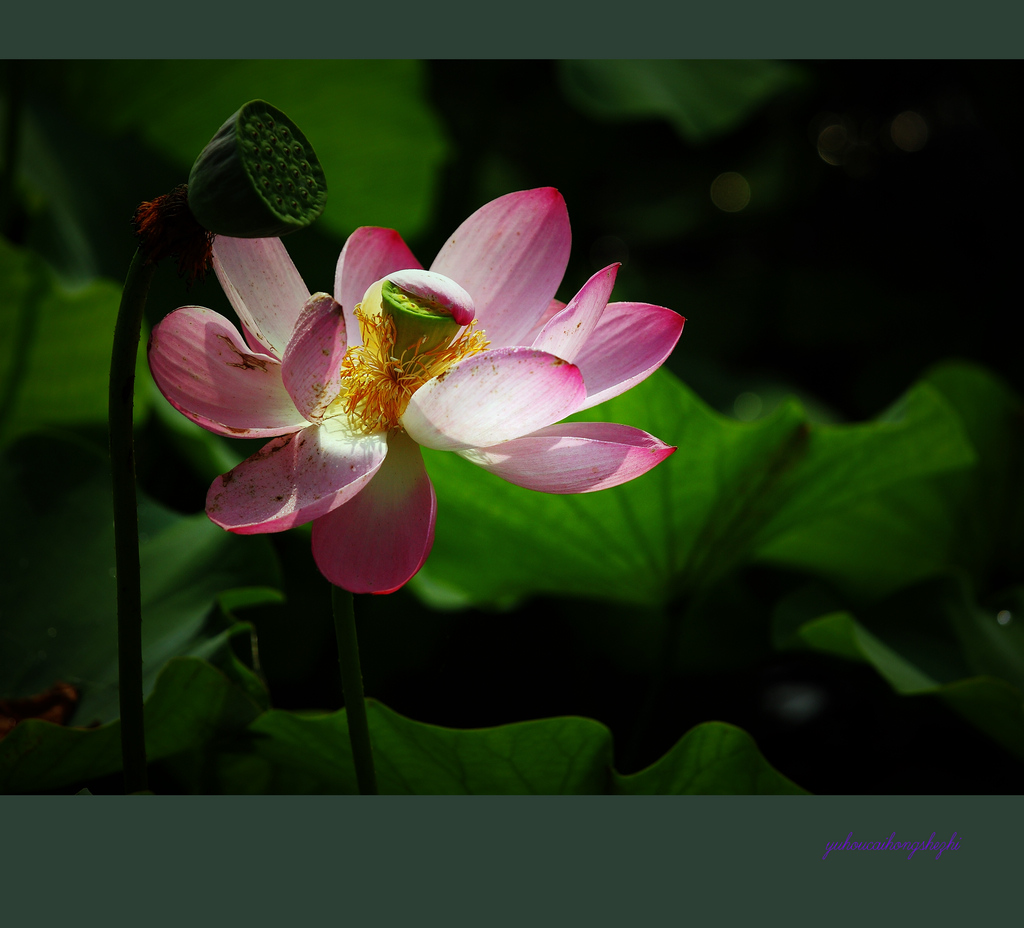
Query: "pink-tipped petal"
212 237 310 359
335 227 423 347
206 416 388 534
429 188 571 349
281 293 348 421
148 306 308 438
401 346 587 451
387 269 476 326
311 429 436 594
461 422 675 493
573 302 686 411
532 264 619 362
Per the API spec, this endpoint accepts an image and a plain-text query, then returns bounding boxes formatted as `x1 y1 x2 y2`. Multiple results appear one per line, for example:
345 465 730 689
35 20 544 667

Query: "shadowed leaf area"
0 659 805 795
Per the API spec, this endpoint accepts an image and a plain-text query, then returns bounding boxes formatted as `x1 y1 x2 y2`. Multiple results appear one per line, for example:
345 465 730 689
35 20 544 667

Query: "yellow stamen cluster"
333 306 489 434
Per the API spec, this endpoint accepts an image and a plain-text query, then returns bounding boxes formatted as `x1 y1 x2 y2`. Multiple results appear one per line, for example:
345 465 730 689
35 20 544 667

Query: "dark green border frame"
3 2 1022 58
5 796 1017 923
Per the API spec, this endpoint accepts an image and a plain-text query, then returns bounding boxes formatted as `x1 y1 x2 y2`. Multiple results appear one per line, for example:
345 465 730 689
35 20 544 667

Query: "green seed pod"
381 279 462 357
187 100 327 238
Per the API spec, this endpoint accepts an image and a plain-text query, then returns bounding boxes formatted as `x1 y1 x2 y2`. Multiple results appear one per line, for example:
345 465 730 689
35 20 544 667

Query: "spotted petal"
213 236 310 358
573 302 685 411
461 422 675 493
148 306 307 438
401 347 587 452
312 429 436 594
429 188 571 349
206 417 388 534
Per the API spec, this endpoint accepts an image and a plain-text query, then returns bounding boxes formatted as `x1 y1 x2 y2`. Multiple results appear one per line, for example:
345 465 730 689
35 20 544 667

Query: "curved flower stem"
331 586 379 795
109 247 156 794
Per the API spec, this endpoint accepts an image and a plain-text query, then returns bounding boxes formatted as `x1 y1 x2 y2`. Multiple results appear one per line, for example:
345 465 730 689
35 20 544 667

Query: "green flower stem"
109 247 156 795
332 586 379 795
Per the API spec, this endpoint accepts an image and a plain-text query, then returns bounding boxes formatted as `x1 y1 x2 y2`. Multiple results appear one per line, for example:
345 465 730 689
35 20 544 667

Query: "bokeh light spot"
734 392 763 421
817 123 849 164
997 610 1012 626
891 110 929 152
711 172 751 212
762 683 827 725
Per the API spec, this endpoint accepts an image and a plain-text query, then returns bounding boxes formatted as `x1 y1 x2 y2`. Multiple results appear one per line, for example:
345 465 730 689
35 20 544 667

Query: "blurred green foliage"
559 60 809 145
0 238 150 441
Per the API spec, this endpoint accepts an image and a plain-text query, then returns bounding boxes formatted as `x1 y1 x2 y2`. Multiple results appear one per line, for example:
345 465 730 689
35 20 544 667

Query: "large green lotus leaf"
0 656 266 793
754 481 958 601
220 701 805 795
0 237 151 444
413 368 974 610
47 61 447 240
559 60 808 145
780 579 1024 761
238 705 610 795
614 722 808 795
0 432 281 725
755 362 1022 598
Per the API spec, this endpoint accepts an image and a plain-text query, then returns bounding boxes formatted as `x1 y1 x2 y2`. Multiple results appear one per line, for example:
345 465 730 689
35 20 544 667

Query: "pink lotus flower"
148 188 684 593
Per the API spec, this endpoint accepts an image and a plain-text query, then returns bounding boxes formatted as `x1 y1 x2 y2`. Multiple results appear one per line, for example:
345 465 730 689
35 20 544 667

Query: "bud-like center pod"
331 270 488 434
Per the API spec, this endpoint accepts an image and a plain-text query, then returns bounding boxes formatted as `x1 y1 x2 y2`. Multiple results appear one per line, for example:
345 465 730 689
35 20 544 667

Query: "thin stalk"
332 586 378 795
109 248 156 794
